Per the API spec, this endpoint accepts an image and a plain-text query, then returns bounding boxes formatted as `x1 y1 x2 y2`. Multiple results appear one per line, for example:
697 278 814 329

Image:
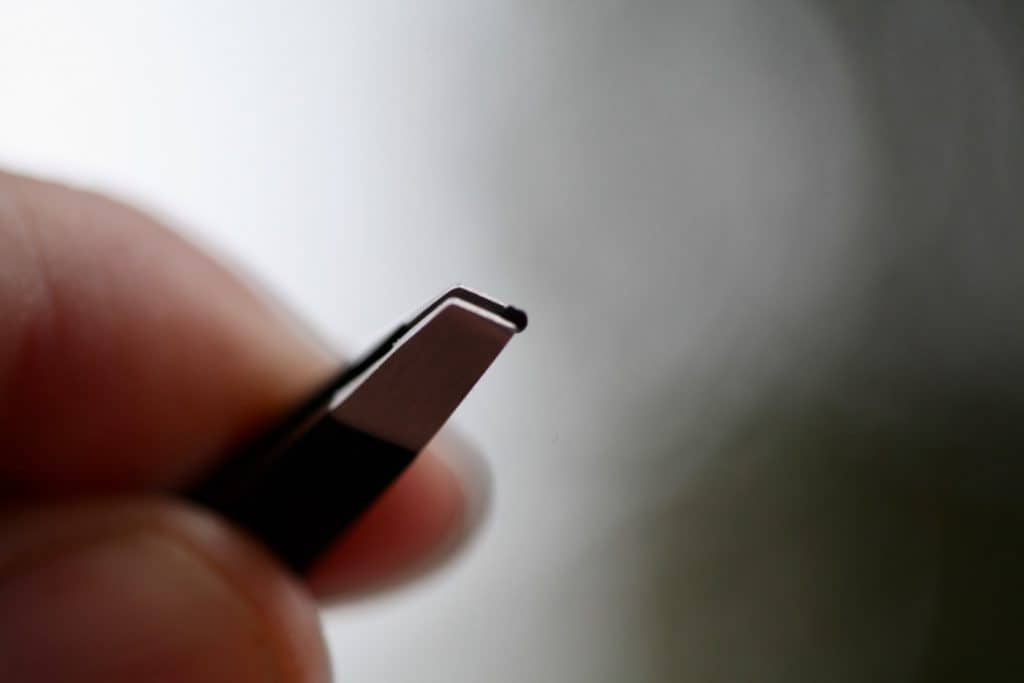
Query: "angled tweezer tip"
503 305 528 332
189 285 525 572
410 285 528 334
333 286 525 452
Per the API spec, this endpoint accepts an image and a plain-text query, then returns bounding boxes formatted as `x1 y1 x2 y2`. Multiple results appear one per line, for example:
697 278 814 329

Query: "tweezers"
189 286 526 572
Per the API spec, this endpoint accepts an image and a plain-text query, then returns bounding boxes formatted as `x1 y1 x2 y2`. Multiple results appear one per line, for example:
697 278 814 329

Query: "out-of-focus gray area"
4 1 1024 680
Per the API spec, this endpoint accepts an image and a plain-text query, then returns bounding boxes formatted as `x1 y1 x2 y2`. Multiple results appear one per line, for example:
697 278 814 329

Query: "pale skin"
0 170 474 682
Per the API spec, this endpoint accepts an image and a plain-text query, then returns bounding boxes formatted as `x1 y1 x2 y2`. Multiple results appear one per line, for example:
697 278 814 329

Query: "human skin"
0 170 475 682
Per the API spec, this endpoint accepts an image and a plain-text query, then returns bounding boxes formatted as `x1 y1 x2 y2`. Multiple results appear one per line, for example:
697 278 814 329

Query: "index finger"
0 170 479 596
0 170 331 496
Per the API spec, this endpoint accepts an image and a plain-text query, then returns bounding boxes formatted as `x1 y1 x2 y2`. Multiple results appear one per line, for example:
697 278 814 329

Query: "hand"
0 170 478 682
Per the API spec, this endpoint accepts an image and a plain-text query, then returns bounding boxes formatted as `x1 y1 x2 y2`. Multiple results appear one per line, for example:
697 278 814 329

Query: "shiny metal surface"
333 298 517 452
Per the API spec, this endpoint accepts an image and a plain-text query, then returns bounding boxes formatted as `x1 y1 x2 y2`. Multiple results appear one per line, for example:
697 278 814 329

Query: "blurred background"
3 2 1024 680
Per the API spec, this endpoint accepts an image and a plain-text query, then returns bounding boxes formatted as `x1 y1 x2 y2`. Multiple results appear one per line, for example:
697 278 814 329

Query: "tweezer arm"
188 287 525 572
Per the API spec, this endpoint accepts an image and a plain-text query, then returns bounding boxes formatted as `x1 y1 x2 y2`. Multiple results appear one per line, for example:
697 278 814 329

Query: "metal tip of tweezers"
328 286 525 452
188 285 525 572
402 285 528 334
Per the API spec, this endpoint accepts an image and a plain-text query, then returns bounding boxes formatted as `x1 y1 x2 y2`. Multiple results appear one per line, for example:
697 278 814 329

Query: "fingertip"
0 172 335 495
306 437 492 600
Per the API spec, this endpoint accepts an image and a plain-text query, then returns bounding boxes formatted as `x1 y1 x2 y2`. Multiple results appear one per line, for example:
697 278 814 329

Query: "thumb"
0 499 330 683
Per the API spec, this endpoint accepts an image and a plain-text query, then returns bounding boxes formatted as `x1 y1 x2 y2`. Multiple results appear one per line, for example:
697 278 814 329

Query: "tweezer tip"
503 306 528 332
443 285 527 332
